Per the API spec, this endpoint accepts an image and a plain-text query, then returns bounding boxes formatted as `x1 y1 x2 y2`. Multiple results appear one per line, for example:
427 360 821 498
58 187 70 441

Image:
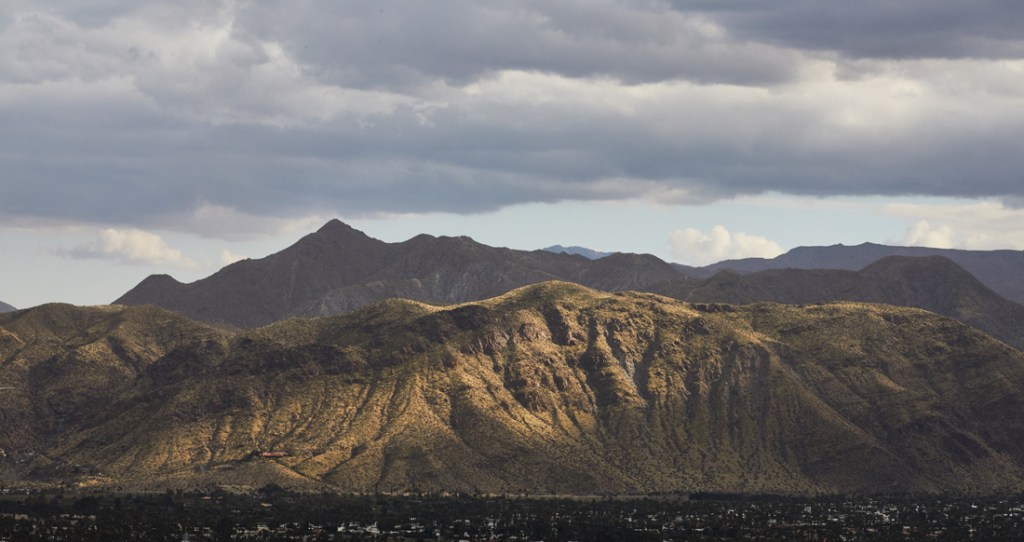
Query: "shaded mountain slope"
656 256 1024 350
115 220 397 327
543 245 613 260
117 220 683 327
0 304 225 456
0 301 14 313
686 242 1024 304
6 284 1024 494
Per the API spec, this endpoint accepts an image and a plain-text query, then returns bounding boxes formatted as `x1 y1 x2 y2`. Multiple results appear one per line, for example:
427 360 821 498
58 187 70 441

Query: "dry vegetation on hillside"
4 283 1024 494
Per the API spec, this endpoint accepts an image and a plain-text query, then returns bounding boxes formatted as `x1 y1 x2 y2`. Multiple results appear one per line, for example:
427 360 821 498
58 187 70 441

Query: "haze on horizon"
2 0 1024 309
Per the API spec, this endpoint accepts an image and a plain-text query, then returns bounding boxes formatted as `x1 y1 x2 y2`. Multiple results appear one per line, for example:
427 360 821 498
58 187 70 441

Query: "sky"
2 0 1024 309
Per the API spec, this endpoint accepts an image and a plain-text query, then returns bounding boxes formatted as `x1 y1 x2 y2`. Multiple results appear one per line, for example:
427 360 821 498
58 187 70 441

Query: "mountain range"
656 255 1024 350
115 220 681 328
116 220 1024 354
680 242 1024 305
5 283 1024 494
0 301 14 313
8 220 1024 494
543 245 614 260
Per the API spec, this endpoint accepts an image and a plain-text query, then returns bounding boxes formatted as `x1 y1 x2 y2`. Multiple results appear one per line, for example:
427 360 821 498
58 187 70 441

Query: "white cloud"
668 225 783 266
62 228 196 268
220 249 245 265
885 199 1024 250
902 220 955 249
0 5 420 128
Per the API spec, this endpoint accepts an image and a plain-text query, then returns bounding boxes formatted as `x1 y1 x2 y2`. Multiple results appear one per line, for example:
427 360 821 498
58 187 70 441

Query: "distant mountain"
683 242 1024 304
116 219 683 327
0 301 14 313
657 256 1024 350
116 221 1024 344
7 283 1024 494
543 245 613 260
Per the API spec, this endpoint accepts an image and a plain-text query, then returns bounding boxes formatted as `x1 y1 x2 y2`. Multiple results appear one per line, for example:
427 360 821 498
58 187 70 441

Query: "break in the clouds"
2 1 1024 234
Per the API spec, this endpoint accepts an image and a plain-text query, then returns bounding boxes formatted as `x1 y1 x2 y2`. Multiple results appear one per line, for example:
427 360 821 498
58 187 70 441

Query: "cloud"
668 225 783 266
902 220 955 249
885 199 1024 250
61 228 196 268
681 0 1024 60
2 1 1024 234
238 0 800 89
220 249 245 266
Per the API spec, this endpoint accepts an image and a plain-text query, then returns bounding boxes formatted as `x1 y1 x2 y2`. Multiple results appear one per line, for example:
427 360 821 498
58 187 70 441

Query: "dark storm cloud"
235 0 800 88
678 0 1024 60
1 0 1024 235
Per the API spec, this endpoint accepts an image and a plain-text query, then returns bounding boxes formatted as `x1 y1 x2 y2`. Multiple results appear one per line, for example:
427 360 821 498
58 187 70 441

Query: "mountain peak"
139 273 182 285
316 218 363 237
115 220 687 327
113 274 185 307
124 274 184 292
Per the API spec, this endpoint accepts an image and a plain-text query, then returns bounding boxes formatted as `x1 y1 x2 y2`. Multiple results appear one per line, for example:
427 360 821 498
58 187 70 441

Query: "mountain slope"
116 220 683 327
115 220 396 327
6 285 1024 494
657 256 1024 350
0 303 225 457
0 301 14 313
688 242 1024 304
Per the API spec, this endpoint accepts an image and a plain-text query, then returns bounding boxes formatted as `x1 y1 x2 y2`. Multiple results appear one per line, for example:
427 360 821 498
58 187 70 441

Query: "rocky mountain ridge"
543 245 613 260
116 220 682 327
685 242 1024 304
657 255 1024 350
5 284 1024 494
115 221 1024 355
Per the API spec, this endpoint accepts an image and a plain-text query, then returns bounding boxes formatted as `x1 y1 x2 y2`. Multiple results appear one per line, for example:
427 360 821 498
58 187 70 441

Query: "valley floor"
2 489 1023 540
